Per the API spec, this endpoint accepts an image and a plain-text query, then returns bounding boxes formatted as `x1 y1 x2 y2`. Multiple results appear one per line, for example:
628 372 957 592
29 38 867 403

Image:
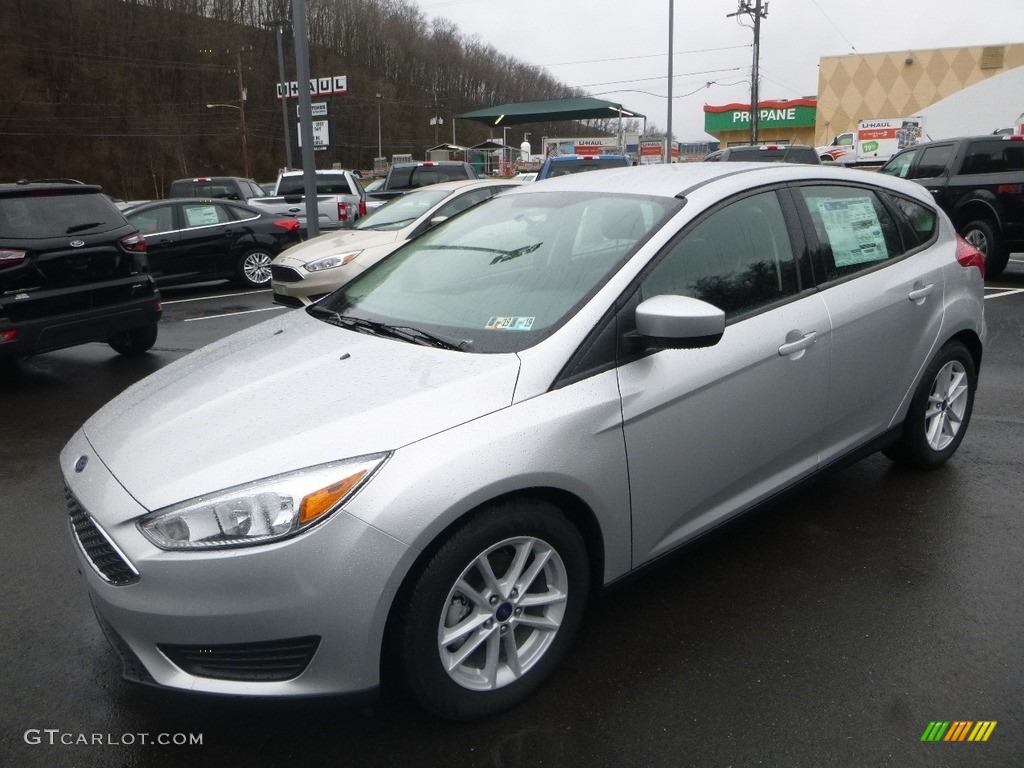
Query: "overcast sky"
418 0 1024 142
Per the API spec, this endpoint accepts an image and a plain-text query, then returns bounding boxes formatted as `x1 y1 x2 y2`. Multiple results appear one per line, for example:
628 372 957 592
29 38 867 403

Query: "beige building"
816 43 1024 144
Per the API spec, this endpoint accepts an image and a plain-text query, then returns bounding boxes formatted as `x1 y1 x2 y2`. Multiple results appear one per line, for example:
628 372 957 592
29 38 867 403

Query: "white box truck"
818 117 925 166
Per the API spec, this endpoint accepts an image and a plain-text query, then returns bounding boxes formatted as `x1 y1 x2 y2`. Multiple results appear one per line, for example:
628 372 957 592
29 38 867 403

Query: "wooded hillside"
0 0 625 199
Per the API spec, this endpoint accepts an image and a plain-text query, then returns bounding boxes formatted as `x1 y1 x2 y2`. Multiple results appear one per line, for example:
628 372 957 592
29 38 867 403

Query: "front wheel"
961 219 1009 278
237 249 274 288
392 499 589 720
108 322 158 357
883 341 976 469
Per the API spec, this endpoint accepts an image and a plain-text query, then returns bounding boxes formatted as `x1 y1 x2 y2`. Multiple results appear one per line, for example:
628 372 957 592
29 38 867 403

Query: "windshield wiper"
429 242 542 264
308 308 471 351
66 222 103 234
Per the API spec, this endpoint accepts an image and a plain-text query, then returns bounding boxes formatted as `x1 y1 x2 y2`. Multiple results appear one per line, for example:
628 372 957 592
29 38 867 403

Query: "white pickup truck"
250 169 366 235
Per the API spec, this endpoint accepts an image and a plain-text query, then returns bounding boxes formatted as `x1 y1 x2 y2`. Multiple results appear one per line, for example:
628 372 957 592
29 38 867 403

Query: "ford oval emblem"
75 455 89 473
69 240 86 248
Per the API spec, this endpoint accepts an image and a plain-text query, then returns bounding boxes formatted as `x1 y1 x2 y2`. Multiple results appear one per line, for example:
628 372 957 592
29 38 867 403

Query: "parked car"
62 163 984 720
879 134 1024 277
704 144 822 164
1 180 161 359
249 169 366 234
368 161 481 204
270 179 521 306
125 199 301 288
168 176 267 203
536 153 631 179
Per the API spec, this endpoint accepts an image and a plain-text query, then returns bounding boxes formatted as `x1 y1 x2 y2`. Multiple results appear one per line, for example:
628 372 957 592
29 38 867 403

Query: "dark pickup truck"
880 134 1024 277
368 161 480 204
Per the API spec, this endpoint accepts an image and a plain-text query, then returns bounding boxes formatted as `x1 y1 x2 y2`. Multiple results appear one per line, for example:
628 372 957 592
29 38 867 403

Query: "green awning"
457 97 644 126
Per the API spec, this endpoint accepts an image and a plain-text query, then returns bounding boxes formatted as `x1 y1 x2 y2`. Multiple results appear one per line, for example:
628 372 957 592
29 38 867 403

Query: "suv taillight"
0 248 27 269
955 235 985 277
338 201 349 222
119 232 147 253
358 199 367 218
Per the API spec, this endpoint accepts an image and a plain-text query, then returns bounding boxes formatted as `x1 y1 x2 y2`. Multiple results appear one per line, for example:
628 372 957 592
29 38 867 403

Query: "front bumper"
60 429 412 697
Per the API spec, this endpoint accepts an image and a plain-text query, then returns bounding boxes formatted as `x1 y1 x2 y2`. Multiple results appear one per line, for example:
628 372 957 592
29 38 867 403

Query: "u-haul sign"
276 76 348 100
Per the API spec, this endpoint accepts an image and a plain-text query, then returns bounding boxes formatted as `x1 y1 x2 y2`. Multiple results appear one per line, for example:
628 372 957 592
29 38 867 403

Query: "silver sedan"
61 162 985 719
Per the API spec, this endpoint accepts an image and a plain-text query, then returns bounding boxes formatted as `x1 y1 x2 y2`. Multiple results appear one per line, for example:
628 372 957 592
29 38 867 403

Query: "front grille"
272 292 304 308
159 636 321 682
65 486 139 586
270 264 303 283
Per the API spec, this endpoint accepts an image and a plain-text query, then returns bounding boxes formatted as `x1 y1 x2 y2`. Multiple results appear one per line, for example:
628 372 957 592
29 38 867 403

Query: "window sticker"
485 316 535 331
815 197 888 267
185 206 220 227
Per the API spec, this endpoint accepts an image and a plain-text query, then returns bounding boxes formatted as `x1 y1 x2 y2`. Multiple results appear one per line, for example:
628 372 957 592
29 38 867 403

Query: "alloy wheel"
437 535 568 691
925 360 969 451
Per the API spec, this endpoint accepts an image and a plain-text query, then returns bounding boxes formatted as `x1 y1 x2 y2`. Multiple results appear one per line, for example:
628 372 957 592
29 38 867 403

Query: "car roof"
403 178 524 194
0 181 104 197
513 162 936 205
127 198 261 214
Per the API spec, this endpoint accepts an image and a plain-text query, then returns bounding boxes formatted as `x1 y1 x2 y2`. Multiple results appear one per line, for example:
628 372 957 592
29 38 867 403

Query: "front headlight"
305 250 362 272
138 454 388 550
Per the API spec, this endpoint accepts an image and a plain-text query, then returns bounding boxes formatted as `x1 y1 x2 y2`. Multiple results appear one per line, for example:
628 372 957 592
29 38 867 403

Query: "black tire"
237 248 274 288
392 498 589 720
883 341 976 469
961 219 1009 278
108 322 158 357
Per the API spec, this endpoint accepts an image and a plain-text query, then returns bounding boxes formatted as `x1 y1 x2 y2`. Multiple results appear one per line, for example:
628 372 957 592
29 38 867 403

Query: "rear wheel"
961 219 1009 278
883 341 976 469
392 499 589 720
237 249 274 288
108 322 158 357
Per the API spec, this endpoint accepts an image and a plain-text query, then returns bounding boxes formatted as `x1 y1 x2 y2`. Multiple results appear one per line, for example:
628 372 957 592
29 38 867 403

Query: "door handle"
908 282 935 302
778 331 817 357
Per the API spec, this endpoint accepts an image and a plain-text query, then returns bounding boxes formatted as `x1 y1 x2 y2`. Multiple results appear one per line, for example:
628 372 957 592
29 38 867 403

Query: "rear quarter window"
960 140 1024 174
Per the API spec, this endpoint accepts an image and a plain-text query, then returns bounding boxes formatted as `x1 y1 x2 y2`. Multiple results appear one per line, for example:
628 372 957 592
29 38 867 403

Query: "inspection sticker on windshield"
486 316 535 331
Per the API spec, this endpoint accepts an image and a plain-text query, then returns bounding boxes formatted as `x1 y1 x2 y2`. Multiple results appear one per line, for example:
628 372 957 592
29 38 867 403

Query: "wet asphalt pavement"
1 269 1022 768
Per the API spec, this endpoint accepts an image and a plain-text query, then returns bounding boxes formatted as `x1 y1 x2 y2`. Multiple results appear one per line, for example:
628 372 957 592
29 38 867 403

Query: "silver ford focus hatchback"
61 163 985 719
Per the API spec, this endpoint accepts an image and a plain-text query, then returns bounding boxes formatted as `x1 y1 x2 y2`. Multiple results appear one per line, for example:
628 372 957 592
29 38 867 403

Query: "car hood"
274 228 403 267
82 310 520 513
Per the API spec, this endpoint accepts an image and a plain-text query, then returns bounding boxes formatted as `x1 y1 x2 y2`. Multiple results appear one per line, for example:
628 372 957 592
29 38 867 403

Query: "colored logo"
921 721 997 742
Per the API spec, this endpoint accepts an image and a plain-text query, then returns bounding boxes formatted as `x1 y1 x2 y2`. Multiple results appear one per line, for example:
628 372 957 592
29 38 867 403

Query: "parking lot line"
984 287 1024 300
162 289 269 305
183 306 287 322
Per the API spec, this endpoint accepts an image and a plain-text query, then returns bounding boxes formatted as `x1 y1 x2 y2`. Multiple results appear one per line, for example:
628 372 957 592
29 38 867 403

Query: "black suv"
880 135 1024 277
704 144 821 164
0 181 162 359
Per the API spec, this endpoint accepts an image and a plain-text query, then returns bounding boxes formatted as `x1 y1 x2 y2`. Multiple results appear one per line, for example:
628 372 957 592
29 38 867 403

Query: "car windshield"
353 187 452 231
312 190 681 354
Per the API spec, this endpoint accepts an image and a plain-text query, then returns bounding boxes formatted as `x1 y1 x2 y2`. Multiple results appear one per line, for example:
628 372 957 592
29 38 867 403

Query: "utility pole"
665 0 674 164
269 18 294 170
292 0 319 238
234 50 250 179
728 0 768 144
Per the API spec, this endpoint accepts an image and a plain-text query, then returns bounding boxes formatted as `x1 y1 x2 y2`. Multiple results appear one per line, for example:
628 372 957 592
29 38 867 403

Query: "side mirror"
428 215 449 228
635 295 725 349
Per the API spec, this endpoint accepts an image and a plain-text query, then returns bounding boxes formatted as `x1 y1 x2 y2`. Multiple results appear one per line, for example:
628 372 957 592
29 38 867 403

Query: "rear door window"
911 145 954 179
795 186 904 280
